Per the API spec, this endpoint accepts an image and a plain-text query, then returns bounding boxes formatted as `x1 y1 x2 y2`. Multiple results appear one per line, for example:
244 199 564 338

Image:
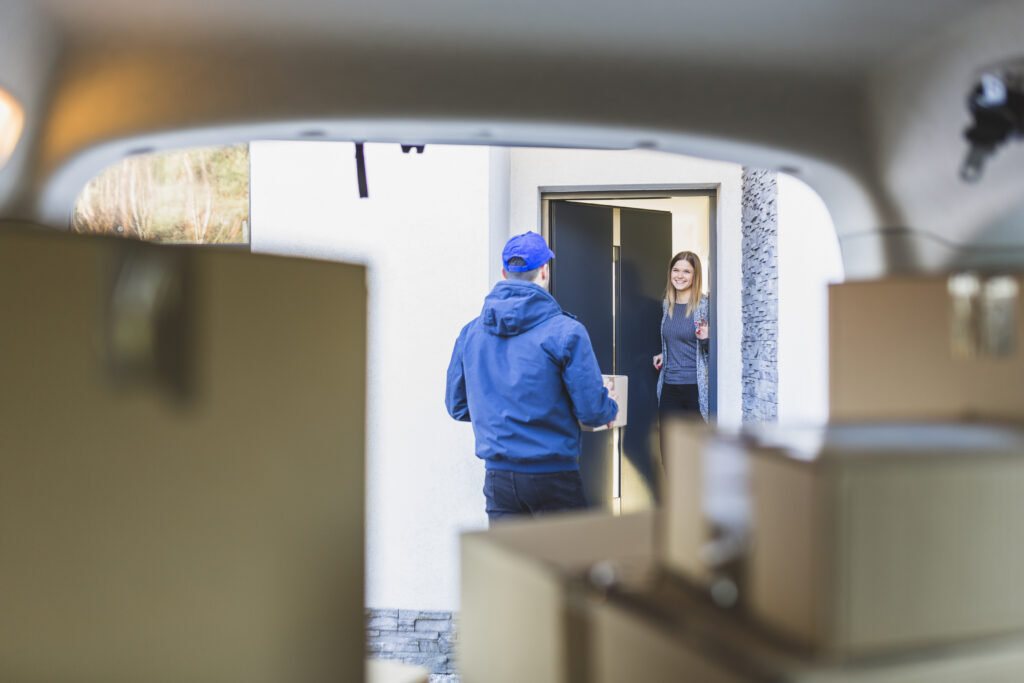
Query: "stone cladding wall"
367 608 459 682
741 167 779 423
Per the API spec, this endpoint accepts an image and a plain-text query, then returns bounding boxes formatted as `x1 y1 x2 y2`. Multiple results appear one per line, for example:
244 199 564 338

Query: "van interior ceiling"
0 0 1018 276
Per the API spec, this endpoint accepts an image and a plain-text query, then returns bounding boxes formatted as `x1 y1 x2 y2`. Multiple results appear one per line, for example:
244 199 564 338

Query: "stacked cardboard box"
745 422 1024 656
740 276 1024 661
829 275 1024 421
460 511 656 683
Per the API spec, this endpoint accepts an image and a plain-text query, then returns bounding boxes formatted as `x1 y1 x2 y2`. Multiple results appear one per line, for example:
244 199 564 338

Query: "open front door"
550 201 615 509
618 206 672 509
550 201 671 511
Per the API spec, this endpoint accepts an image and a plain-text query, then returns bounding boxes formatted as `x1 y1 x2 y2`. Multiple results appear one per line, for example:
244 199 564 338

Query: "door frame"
540 185 719 418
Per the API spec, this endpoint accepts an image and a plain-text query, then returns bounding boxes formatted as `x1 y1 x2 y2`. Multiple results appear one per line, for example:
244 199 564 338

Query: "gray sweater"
657 295 710 422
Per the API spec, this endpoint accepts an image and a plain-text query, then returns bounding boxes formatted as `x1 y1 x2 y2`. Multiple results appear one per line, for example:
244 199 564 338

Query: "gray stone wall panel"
741 167 779 423
367 608 460 679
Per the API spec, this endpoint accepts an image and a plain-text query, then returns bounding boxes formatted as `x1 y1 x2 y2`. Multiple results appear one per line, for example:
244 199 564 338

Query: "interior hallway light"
0 86 25 170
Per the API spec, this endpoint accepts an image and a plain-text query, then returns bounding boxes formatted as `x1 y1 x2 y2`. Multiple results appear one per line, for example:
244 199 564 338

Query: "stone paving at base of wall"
367 608 459 680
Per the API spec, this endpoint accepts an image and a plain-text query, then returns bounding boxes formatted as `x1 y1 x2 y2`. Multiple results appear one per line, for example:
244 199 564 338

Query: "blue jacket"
446 280 619 473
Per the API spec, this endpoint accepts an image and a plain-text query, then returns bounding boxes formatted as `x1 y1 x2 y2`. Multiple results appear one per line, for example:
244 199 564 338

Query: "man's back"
446 279 618 473
446 230 618 521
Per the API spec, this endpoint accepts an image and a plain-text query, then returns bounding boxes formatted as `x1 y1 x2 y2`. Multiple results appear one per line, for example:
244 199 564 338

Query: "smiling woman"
0 86 24 169
656 251 710 424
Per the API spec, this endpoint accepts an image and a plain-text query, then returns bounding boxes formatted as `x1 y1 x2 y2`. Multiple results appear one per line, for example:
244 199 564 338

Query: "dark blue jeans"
483 469 588 523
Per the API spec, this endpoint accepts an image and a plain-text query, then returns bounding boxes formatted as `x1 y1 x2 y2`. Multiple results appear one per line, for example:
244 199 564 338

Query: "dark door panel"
550 201 615 509
619 207 673 505
550 200 690 511
550 201 614 368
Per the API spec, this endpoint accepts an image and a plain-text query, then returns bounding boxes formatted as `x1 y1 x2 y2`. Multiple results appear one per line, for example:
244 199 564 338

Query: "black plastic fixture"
961 59 1024 182
355 142 368 198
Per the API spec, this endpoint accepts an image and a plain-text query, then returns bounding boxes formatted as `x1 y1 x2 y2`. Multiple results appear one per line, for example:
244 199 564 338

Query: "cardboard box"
366 659 429 683
0 225 367 683
829 275 1024 421
459 510 656 683
588 577 1024 682
460 492 1024 681
582 374 627 431
659 418 750 588
746 422 1024 657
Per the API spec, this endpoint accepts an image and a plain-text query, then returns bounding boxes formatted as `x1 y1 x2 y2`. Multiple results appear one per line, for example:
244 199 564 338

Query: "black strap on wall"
355 143 368 198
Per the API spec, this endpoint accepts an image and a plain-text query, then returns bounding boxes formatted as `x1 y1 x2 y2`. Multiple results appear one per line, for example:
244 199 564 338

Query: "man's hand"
606 391 620 429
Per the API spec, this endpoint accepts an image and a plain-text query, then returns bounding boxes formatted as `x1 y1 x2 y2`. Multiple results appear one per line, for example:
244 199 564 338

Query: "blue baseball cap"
502 231 555 272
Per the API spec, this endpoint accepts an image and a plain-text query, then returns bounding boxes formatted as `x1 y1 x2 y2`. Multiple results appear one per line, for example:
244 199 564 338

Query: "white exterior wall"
508 148 744 428
249 141 492 611
778 173 845 425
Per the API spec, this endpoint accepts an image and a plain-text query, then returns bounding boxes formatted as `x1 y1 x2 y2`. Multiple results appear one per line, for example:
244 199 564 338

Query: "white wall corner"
488 147 511 286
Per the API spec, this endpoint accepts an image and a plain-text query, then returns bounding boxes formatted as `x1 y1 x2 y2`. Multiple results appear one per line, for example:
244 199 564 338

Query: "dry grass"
72 144 249 245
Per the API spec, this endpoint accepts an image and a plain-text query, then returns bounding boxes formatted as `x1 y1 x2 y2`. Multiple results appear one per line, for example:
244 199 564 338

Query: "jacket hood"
481 281 563 337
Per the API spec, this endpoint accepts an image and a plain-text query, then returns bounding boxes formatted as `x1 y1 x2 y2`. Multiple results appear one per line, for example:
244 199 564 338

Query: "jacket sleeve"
445 326 471 422
561 323 619 427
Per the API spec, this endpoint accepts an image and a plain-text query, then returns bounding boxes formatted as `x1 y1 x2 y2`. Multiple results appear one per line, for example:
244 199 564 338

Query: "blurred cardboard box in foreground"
460 510 655 683
746 422 1024 657
829 275 1024 421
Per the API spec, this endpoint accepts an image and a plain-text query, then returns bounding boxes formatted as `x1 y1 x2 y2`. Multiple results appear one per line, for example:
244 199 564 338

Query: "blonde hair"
665 251 703 319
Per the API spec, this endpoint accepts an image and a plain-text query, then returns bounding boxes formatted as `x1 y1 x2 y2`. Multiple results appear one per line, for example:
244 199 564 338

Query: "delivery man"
445 231 618 522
